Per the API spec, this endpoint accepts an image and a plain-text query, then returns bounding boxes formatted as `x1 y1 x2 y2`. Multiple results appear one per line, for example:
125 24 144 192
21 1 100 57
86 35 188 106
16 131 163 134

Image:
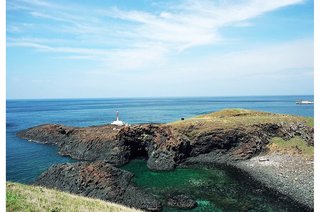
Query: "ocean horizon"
6 94 315 101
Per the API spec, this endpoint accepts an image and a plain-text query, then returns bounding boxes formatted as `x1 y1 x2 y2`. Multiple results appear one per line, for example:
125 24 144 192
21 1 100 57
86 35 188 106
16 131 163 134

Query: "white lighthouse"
111 111 125 126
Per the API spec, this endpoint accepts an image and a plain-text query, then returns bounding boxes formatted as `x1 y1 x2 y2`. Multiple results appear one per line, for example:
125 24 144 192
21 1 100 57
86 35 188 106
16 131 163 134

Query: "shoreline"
235 152 314 209
183 151 313 210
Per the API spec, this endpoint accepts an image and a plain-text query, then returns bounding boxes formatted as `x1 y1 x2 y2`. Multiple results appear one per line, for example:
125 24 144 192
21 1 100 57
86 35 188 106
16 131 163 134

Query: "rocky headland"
17 109 314 210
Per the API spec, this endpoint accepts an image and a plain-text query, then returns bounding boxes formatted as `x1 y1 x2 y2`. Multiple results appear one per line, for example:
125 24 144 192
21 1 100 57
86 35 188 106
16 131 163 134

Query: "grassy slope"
6 182 141 212
268 137 314 159
168 109 312 136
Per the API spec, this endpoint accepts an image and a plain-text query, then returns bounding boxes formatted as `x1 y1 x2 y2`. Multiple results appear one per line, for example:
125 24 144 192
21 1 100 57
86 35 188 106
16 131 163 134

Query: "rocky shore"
183 150 314 209
236 152 314 208
17 109 314 211
34 160 161 211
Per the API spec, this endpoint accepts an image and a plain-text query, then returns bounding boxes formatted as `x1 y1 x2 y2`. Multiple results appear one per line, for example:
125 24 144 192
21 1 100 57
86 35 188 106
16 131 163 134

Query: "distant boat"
111 111 125 126
296 100 314 104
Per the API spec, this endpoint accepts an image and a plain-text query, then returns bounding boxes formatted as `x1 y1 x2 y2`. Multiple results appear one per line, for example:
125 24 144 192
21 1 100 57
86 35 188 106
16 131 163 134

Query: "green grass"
304 117 314 127
168 109 312 137
6 182 141 212
269 137 314 157
6 188 25 211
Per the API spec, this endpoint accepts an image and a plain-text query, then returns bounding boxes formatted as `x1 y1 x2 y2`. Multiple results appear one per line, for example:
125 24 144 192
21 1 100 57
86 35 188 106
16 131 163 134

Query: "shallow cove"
121 159 310 212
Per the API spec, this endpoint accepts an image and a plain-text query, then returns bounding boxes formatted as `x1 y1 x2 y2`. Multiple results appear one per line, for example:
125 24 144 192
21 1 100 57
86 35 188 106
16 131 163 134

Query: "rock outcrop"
34 160 162 211
167 194 197 209
17 110 313 171
17 124 130 166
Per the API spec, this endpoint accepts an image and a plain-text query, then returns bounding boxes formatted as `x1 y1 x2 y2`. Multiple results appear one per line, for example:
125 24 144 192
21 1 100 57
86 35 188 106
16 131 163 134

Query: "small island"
15 109 314 211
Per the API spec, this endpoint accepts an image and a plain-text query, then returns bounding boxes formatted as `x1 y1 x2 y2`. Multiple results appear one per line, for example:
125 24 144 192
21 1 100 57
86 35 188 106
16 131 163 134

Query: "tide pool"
122 159 309 211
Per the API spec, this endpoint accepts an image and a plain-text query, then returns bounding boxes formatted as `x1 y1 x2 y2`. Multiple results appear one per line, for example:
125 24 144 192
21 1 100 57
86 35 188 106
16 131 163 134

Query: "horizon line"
6 94 314 101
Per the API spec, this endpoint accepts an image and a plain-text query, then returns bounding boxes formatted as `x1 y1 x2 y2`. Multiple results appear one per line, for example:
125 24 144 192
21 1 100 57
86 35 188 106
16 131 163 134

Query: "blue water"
6 96 313 183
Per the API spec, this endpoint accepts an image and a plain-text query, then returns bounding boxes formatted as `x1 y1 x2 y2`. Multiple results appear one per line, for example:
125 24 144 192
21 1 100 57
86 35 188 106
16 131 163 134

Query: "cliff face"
17 124 129 166
117 124 190 170
17 109 313 171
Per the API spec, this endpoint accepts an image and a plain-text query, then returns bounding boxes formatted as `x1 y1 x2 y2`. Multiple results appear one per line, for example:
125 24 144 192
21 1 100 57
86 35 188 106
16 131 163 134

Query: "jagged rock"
147 150 176 170
17 124 131 166
167 194 197 209
34 160 162 211
17 110 314 171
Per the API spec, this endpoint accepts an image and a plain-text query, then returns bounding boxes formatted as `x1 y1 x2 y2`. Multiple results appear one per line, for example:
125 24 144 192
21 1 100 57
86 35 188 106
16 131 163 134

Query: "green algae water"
122 159 309 212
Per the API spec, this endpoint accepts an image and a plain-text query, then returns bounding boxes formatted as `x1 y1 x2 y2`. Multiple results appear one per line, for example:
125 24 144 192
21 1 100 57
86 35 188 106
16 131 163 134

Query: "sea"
6 95 314 211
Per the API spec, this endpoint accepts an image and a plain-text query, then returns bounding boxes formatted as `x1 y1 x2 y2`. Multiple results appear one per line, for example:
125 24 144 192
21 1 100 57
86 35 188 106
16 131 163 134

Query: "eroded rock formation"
17 121 313 171
35 160 162 211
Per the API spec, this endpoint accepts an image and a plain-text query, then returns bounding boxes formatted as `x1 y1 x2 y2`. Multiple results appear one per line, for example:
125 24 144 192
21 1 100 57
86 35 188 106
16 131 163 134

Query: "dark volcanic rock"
17 123 188 171
147 150 176 170
180 122 313 163
17 124 130 166
34 160 162 211
167 194 197 209
118 124 181 171
17 112 314 171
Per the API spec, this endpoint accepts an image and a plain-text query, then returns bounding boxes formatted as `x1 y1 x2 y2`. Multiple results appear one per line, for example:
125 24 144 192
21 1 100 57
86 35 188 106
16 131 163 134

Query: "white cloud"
106 0 304 47
79 38 313 85
201 39 313 76
7 0 307 72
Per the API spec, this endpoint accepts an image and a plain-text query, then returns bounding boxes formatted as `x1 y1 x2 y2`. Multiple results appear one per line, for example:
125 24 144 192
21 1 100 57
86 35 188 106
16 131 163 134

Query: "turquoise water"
6 96 313 183
123 159 309 211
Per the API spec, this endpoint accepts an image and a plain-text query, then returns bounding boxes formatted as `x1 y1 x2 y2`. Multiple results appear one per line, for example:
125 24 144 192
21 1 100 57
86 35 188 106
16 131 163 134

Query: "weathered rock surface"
17 111 313 171
17 123 190 171
167 194 197 209
34 160 162 211
17 124 130 166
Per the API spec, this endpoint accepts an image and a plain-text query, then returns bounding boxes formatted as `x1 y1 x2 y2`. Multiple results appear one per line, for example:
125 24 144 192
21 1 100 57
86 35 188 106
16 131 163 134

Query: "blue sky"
6 0 314 99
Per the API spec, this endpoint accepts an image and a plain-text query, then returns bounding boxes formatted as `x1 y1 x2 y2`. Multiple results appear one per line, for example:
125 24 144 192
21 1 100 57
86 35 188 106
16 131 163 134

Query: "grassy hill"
6 182 141 212
169 109 313 128
168 109 313 135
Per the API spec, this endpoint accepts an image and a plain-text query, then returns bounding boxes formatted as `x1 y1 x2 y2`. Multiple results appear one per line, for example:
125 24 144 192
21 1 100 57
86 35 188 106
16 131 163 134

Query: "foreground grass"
168 109 312 137
268 136 314 159
6 182 141 212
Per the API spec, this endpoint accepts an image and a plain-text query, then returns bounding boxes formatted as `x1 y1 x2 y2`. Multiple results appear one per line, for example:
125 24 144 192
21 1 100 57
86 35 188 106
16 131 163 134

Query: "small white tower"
111 111 124 126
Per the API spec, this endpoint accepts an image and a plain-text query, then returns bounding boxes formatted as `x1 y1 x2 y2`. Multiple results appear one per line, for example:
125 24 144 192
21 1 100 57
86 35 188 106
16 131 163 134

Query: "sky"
6 0 314 99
